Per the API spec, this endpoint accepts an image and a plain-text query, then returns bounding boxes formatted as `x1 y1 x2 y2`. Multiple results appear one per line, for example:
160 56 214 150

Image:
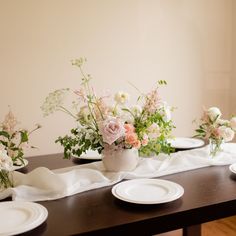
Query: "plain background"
0 0 235 156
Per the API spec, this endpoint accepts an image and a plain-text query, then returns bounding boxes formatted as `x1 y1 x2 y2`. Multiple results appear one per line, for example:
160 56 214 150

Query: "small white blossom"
0 150 13 171
217 119 230 126
157 101 172 122
207 107 222 122
114 91 130 104
131 105 142 116
78 106 93 123
41 88 70 116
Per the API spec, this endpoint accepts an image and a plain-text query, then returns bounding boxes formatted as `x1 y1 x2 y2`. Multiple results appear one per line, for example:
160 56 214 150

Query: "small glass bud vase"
209 138 222 157
0 170 13 191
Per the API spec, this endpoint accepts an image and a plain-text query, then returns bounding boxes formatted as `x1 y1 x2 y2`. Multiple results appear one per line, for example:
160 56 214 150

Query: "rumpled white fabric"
1 143 236 202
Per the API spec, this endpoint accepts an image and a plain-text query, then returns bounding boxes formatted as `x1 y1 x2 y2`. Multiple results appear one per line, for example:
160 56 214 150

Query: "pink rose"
99 117 125 145
124 124 135 134
218 126 235 142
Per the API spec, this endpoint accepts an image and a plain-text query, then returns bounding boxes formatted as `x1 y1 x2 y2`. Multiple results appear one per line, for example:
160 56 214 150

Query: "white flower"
157 101 172 122
131 105 142 116
114 91 130 104
111 106 134 123
207 107 222 121
41 88 70 116
217 119 230 126
218 126 234 142
0 150 13 171
147 123 161 139
230 117 236 131
78 106 92 123
120 110 134 124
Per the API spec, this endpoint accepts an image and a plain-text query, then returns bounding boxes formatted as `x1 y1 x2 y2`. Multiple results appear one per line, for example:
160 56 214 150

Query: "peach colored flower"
212 127 221 138
133 140 141 149
125 133 138 146
124 123 135 134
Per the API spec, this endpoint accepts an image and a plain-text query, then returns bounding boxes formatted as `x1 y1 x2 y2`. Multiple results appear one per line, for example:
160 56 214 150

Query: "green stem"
90 101 105 120
28 126 41 136
87 101 99 130
0 170 13 188
58 106 78 120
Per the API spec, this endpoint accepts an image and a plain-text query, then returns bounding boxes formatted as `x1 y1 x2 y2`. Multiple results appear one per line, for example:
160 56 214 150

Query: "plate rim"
168 137 205 149
112 178 184 204
229 163 236 174
0 201 48 235
74 150 102 160
78 155 102 160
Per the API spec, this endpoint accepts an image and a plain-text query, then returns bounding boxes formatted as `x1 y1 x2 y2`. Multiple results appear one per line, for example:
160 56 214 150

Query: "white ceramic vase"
102 148 139 172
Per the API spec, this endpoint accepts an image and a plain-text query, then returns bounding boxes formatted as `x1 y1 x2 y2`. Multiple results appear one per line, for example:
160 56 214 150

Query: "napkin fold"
1 143 236 202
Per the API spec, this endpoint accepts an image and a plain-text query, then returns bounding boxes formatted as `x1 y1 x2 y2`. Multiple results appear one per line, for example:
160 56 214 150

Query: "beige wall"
232 1 236 116
0 0 233 156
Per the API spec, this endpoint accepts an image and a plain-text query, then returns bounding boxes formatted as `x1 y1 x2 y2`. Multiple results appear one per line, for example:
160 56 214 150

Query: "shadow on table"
18 221 47 236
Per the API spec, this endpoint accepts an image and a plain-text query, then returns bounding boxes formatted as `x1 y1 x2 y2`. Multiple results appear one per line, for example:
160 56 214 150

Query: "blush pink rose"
218 126 235 142
124 123 135 134
99 117 125 145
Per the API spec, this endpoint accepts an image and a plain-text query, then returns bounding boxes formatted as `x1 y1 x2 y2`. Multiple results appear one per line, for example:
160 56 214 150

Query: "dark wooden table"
13 153 236 235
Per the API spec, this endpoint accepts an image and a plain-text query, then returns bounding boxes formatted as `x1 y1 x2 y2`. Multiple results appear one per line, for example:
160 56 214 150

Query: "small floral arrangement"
0 150 13 189
41 58 174 158
0 110 41 166
194 107 236 156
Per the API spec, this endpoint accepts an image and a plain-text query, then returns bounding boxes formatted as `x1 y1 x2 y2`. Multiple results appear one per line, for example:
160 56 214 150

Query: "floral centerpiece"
0 150 13 189
41 58 174 171
0 110 41 166
194 107 236 156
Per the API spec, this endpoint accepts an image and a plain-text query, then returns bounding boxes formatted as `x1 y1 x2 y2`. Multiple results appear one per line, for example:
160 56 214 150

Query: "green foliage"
44 58 175 159
56 127 103 159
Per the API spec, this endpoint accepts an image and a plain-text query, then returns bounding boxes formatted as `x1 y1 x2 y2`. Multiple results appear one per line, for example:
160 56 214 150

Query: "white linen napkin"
1 143 236 202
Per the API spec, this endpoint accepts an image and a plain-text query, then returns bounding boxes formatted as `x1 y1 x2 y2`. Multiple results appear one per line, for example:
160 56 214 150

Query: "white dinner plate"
229 163 236 174
0 201 48 236
112 179 184 204
168 137 205 149
12 159 29 171
78 150 102 160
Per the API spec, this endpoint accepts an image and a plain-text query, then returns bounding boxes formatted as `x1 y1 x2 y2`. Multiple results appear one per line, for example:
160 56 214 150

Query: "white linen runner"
1 143 236 202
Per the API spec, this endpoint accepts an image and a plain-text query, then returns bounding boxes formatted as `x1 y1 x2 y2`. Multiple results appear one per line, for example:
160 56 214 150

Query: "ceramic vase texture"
102 148 139 172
